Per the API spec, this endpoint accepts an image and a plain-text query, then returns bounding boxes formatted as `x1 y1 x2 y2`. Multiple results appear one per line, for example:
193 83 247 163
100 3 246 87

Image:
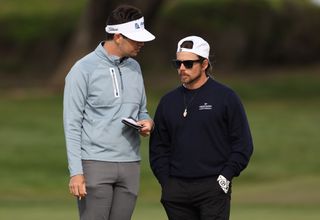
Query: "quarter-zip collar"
94 41 129 66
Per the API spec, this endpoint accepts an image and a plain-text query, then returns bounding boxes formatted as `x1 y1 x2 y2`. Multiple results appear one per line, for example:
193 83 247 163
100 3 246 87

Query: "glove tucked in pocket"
217 175 230 194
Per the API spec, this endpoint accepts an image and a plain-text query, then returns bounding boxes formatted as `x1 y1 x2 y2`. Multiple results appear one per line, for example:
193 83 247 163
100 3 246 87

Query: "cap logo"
135 23 140 29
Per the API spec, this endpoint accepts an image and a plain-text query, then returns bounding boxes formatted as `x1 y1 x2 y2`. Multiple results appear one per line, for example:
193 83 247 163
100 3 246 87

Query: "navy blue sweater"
149 78 253 185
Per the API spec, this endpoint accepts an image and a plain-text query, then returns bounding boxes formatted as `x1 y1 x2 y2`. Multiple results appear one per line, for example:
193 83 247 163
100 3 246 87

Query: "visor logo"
135 21 145 29
108 27 118 32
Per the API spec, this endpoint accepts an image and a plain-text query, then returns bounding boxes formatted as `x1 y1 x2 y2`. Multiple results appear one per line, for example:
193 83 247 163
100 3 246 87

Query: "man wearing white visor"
105 16 155 42
63 4 155 220
150 36 253 220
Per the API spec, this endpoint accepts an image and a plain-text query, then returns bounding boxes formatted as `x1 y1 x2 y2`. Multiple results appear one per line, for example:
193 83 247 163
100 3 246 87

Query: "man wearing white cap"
63 5 155 220
150 36 253 220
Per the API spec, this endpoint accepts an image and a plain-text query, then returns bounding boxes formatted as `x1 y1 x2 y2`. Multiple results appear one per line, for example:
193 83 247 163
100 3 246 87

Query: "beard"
179 70 202 86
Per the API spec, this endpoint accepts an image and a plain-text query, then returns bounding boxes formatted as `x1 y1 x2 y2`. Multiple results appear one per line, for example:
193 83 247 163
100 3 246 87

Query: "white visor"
105 17 155 42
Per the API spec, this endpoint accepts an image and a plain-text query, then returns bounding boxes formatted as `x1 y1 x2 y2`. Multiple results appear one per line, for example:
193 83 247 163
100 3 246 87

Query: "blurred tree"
49 0 165 89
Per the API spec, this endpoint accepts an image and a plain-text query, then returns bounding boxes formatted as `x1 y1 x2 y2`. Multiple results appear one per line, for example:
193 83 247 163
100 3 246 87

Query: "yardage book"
121 117 143 130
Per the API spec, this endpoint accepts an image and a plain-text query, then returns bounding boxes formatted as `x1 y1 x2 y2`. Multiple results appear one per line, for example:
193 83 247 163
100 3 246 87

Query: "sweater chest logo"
199 103 213 111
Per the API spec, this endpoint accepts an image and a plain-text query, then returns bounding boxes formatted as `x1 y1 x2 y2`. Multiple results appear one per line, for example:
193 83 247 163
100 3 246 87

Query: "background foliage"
0 0 320 219
1 0 320 86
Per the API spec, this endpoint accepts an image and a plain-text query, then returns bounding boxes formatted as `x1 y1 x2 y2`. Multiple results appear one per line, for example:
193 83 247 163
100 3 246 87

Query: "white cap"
105 17 155 42
177 36 210 59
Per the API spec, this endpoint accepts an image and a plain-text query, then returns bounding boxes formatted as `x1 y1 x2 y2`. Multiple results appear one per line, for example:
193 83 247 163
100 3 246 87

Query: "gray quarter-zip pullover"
63 42 150 176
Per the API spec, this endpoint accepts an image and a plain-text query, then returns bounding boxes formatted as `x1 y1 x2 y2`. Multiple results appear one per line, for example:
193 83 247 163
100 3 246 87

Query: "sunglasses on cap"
172 59 202 69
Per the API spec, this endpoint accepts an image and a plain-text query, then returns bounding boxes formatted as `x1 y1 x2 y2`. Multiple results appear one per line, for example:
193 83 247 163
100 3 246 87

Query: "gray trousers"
78 160 140 220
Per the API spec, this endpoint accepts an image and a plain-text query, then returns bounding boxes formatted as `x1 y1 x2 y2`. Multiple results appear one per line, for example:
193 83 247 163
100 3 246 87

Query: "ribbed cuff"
220 167 235 181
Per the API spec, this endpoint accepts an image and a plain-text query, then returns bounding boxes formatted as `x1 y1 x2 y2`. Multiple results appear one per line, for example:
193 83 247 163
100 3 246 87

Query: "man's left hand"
137 119 154 137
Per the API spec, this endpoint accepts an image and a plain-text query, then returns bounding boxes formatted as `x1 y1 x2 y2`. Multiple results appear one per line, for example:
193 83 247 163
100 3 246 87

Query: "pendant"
183 109 187 117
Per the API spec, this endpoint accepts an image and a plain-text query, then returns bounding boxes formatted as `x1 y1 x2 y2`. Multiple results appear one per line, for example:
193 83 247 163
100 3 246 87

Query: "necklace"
182 77 209 117
183 90 199 117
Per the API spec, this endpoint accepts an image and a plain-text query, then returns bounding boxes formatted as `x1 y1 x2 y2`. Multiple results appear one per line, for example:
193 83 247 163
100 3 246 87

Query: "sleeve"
149 99 171 186
63 64 88 177
138 83 151 120
137 66 151 120
220 91 254 181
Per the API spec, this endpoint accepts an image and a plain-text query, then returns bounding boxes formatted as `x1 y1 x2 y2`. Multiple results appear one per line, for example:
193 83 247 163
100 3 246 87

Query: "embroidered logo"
134 21 144 29
199 103 213 111
107 27 118 32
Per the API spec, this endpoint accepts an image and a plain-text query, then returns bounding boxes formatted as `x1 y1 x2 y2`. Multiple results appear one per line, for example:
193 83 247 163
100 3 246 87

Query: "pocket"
87 68 122 107
161 177 173 200
215 178 232 195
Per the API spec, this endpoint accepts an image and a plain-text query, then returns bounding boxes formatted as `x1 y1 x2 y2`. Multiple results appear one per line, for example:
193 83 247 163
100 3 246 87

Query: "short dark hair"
106 5 143 40
180 40 212 76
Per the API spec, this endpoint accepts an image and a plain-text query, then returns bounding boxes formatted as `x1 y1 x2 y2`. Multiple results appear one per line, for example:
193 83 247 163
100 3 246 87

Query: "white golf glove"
217 175 230 194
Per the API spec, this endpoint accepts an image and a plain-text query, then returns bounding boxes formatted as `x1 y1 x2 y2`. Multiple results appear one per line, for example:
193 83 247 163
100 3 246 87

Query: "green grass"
0 73 320 219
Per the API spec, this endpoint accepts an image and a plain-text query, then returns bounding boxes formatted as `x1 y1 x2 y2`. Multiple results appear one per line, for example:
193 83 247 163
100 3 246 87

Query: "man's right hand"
69 174 87 199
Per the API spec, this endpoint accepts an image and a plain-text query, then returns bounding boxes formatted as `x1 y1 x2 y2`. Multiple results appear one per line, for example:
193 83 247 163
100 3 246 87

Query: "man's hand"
137 119 154 137
69 174 87 199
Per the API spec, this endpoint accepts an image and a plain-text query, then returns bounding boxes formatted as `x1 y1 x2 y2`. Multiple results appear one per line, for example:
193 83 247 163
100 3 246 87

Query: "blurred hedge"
1 0 320 80
153 0 320 68
0 0 85 75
